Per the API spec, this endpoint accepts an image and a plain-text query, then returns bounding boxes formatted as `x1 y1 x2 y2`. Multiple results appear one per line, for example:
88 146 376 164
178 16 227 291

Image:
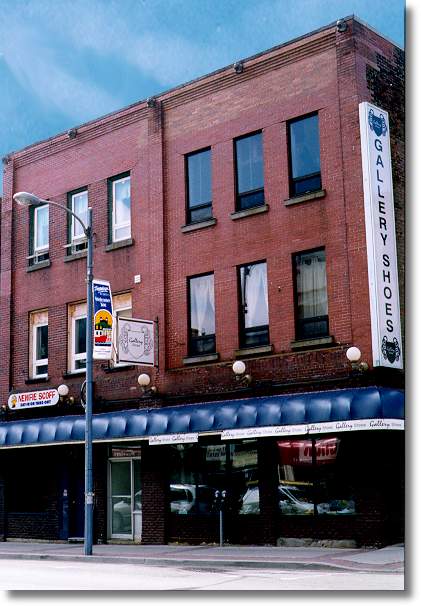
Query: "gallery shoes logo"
368 108 387 136
381 336 401 364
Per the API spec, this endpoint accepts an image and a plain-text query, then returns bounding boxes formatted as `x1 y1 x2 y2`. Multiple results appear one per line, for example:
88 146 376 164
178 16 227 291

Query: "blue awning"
0 387 404 449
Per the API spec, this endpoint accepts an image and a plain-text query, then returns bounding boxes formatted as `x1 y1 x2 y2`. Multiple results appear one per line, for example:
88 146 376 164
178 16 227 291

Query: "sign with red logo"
8 389 59 410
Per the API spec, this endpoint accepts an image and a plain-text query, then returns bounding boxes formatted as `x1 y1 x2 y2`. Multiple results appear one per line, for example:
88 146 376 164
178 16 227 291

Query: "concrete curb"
0 551 404 573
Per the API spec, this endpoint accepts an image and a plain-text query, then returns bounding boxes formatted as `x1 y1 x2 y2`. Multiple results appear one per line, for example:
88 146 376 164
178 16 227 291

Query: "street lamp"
13 191 95 556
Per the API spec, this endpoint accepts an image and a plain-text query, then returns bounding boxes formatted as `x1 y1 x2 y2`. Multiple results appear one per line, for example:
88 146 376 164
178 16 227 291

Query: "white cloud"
0 16 121 122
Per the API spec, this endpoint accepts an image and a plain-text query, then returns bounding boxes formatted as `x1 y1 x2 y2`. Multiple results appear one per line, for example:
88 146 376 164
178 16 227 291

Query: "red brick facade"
0 18 404 546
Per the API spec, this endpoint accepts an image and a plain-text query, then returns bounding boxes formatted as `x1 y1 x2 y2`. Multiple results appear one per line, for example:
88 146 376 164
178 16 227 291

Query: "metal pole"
84 207 94 556
219 509 223 547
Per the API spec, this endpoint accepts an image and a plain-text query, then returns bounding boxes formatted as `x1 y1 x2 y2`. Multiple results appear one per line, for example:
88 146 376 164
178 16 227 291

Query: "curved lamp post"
13 191 94 556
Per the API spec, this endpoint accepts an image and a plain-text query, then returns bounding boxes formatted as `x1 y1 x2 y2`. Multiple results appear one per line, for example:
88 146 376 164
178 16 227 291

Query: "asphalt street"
0 558 404 591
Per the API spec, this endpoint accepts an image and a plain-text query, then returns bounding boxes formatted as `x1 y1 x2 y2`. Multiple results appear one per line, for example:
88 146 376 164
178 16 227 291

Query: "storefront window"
277 438 355 515
168 440 259 516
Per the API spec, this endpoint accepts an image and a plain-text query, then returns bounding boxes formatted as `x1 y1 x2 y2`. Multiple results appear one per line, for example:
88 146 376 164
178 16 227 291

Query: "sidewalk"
0 541 404 573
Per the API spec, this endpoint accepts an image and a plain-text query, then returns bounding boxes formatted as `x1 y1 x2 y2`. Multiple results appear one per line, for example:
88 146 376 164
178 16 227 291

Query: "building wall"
0 18 404 547
1 18 404 411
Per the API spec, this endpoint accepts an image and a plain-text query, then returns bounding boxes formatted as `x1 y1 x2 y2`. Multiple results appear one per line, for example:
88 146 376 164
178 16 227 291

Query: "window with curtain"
294 249 328 340
289 113 321 196
235 132 264 210
186 148 212 223
188 274 215 355
239 261 269 348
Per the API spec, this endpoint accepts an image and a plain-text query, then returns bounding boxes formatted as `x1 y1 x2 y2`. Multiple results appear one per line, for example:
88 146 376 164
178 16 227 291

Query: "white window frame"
112 176 131 243
68 302 87 374
33 205 49 261
30 311 48 379
69 190 88 254
111 293 132 368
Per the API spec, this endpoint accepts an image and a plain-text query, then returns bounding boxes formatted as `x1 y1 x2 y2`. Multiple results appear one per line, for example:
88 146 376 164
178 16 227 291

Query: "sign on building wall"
93 279 113 360
359 102 403 369
117 317 155 366
8 389 59 410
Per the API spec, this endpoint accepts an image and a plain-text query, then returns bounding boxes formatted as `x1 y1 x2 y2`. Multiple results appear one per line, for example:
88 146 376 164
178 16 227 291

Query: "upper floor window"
109 173 131 243
112 292 132 367
67 189 88 255
29 310 48 379
188 273 215 356
238 261 269 348
186 148 212 224
235 132 264 210
294 249 328 340
29 204 49 265
68 302 87 372
288 113 321 196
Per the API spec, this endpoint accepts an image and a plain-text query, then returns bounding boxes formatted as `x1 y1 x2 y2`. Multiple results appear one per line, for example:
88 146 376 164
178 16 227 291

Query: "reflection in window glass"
110 460 132 535
289 114 321 195
113 176 131 241
277 438 355 516
235 133 264 210
294 249 328 339
239 262 269 347
168 440 259 516
189 274 215 356
186 149 212 223
72 191 88 241
74 317 87 369
34 205 49 251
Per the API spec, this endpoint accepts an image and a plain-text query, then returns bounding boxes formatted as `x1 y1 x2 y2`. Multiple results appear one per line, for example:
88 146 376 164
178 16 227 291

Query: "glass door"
109 458 141 540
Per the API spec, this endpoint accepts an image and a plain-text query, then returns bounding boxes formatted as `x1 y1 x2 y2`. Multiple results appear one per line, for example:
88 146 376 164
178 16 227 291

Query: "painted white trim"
112 176 131 242
33 205 49 256
71 190 88 243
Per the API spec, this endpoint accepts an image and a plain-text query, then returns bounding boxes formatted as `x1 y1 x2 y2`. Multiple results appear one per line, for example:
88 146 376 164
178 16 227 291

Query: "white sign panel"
149 433 199 445
117 317 155 366
8 389 59 410
221 419 404 440
359 102 403 368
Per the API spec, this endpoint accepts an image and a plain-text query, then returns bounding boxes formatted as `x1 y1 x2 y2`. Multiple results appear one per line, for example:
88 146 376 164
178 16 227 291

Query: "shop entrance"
108 447 141 541
168 439 262 544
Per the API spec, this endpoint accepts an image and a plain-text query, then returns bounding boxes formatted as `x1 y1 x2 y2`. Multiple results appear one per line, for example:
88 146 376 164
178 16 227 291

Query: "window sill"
234 344 273 358
64 250 87 263
62 370 86 378
105 238 134 252
181 218 217 233
25 377 50 385
183 352 219 365
284 189 326 206
104 364 136 373
290 335 334 350
230 204 269 220
26 260 51 272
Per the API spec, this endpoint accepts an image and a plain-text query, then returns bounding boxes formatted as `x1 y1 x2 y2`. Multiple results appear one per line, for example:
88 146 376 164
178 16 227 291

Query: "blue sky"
0 0 405 192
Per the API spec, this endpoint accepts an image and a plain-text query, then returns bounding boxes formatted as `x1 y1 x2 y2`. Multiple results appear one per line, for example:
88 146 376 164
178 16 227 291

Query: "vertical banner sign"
93 279 113 360
359 102 402 369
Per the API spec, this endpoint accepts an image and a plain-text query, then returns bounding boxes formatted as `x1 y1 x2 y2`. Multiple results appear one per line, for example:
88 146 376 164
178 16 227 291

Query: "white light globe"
138 373 151 387
57 384 69 397
346 347 361 363
232 360 246 375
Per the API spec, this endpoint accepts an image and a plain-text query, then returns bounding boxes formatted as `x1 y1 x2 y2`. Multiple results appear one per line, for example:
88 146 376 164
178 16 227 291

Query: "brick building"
0 17 404 547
